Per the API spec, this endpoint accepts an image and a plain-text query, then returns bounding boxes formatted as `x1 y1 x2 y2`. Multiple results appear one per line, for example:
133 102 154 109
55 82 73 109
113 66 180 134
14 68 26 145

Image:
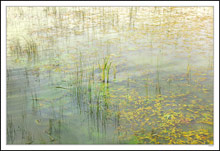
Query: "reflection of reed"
7 115 15 144
156 55 161 96
6 6 213 144
9 37 38 62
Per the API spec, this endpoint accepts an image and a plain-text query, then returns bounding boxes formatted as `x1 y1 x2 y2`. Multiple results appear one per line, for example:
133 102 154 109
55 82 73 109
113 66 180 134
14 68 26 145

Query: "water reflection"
7 7 213 144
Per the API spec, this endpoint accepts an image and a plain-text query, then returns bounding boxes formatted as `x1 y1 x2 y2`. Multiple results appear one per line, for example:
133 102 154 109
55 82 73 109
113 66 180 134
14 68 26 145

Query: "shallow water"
7 7 213 144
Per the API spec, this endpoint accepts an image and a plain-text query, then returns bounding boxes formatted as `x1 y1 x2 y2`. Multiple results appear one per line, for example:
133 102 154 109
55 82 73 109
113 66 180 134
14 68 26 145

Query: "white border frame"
1 1 219 150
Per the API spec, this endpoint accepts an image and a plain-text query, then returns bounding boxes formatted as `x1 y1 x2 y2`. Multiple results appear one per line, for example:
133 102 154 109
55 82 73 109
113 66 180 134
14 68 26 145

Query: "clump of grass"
99 56 112 83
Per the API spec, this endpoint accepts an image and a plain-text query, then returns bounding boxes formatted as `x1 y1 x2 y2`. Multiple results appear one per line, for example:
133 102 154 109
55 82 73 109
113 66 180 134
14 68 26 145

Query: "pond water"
6 7 213 144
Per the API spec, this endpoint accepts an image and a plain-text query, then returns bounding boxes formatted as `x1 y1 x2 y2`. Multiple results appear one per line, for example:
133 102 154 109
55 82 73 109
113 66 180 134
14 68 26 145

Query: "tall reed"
100 56 112 83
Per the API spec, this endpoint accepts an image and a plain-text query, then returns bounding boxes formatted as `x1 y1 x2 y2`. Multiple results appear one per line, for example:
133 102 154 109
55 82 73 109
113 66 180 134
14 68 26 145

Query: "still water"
7 7 213 144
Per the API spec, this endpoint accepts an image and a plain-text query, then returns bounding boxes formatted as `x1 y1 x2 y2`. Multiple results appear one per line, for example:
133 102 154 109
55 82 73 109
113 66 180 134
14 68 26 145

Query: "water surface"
7 7 213 144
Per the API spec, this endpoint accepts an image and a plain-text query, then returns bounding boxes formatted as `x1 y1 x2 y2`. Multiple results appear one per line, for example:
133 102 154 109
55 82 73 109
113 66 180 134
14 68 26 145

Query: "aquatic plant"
106 62 112 83
117 87 213 144
99 56 112 83
6 7 213 145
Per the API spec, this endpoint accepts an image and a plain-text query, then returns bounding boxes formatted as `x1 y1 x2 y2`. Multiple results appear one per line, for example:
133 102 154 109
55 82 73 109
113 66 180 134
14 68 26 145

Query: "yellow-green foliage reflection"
6 6 213 144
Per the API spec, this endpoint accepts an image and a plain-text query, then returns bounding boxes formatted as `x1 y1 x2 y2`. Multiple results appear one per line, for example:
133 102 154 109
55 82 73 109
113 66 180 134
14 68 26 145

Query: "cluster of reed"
99 56 112 83
9 37 38 61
